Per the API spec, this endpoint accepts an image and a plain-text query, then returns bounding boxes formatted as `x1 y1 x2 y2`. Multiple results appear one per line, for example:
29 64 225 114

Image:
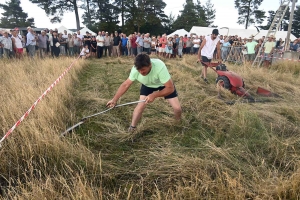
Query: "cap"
212 29 219 35
27 26 31 30
14 27 19 31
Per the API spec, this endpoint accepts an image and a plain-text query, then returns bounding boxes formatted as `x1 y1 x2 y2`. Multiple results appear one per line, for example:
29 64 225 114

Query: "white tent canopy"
57 25 73 34
167 29 189 37
79 27 96 36
189 26 297 41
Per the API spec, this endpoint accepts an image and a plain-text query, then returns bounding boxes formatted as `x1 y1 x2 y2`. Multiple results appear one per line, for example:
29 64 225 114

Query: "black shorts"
201 56 211 66
140 84 178 99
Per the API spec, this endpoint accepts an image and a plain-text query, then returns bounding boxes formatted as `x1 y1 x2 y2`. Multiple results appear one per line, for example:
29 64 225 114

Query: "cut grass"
0 55 300 199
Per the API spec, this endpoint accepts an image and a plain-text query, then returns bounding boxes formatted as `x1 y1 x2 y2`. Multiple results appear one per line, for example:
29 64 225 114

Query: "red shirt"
159 37 166 48
183 37 188 48
131 37 137 48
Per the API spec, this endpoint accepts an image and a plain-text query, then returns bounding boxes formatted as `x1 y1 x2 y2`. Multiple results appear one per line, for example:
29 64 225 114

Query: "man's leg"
167 97 182 121
131 95 147 127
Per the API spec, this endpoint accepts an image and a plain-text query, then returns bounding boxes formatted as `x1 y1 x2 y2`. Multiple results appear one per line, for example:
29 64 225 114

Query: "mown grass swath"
0 55 300 199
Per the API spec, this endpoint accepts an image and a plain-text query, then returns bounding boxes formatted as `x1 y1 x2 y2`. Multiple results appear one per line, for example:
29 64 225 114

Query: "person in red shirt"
131 33 137 57
182 34 188 54
159 34 167 57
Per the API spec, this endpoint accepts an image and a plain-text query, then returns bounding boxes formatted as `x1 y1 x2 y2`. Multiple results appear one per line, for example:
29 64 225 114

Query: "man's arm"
107 78 134 107
197 38 206 61
145 79 174 104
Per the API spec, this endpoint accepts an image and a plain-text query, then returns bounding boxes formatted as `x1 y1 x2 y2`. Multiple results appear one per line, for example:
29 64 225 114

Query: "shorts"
15 48 23 54
246 53 255 61
140 84 178 99
201 56 212 66
263 53 271 61
159 47 165 53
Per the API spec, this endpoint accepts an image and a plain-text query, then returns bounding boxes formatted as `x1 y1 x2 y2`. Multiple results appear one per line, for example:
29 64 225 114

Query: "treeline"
1 0 300 37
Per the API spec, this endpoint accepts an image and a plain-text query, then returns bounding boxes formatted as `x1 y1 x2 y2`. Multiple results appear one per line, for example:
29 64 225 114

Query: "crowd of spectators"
0 26 299 65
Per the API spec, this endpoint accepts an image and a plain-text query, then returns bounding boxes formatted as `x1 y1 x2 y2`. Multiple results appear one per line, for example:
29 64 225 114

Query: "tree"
234 0 266 29
291 5 300 37
163 12 176 35
258 10 275 30
172 0 202 31
0 0 35 28
203 0 216 27
194 0 207 26
29 0 81 30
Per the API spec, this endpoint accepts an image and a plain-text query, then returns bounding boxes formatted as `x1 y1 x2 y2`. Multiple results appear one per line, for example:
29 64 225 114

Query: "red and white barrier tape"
0 56 80 145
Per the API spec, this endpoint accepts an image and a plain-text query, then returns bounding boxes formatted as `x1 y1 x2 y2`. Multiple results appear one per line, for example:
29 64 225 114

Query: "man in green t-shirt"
263 35 276 67
107 54 182 132
245 37 258 63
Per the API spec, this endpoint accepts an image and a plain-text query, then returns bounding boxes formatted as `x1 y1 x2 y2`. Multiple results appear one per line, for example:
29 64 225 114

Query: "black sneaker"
204 78 209 84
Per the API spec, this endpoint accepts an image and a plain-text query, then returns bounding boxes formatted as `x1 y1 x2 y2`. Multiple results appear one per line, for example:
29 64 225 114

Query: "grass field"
0 55 300 199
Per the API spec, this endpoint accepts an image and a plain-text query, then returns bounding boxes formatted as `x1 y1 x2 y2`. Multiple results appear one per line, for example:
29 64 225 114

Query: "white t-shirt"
193 39 201 48
201 35 220 59
62 34 68 39
80 48 89 56
96 35 104 46
11 35 23 48
77 34 84 42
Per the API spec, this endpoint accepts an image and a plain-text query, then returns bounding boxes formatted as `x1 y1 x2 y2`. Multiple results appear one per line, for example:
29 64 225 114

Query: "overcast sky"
0 0 298 30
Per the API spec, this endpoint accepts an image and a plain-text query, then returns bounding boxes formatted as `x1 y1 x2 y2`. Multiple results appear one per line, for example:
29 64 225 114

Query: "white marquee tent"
167 29 189 37
57 25 74 34
189 26 297 41
79 27 97 36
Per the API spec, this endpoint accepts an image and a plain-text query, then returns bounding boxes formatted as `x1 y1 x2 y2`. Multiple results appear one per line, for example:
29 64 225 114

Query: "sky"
0 0 298 30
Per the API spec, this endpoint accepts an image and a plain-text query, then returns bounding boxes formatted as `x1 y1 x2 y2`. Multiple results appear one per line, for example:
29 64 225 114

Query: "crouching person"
80 44 90 59
106 53 182 132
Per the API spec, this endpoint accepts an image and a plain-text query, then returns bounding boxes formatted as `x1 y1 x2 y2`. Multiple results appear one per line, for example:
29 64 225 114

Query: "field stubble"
0 55 300 199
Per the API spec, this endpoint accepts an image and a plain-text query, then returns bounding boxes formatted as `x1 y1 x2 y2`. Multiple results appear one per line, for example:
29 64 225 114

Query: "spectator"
151 36 157 55
67 33 74 56
80 44 90 59
221 38 231 61
91 36 97 57
186 37 193 54
193 35 201 54
121 33 128 56
136 33 144 55
96 31 104 58
159 34 166 57
263 35 276 67
182 34 188 54
143 33 151 55
52 30 60 58
73 33 81 55
103 32 110 57
127 34 132 56
0 30 13 58
290 39 299 52
178 36 184 58
245 36 258 63
38 30 48 59
11 28 23 59
58 33 66 55
112 31 121 57
26 27 36 58
165 37 173 59
131 33 137 57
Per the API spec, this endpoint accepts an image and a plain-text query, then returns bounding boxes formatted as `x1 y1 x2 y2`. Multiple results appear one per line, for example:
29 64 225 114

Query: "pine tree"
29 0 81 30
0 0 35 28
258 10 275 30
172 0 201 31
195 0 207 26
292 5 300 37
234 0 266 29
204 0 216 27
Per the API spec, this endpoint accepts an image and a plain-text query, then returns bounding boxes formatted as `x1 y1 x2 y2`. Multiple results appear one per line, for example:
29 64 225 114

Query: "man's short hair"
134 54 151 70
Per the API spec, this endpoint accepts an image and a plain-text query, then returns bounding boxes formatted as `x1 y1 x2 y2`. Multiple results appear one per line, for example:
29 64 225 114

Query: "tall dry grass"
0 55 300 199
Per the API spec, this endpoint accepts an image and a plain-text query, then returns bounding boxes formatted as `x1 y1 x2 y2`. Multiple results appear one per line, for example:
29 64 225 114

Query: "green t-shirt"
245 41 258 54
129 59 171 88
264 41 275 53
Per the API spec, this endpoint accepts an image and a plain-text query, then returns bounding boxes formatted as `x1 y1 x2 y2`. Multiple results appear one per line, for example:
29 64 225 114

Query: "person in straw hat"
245 36 259 63
262 35 276 67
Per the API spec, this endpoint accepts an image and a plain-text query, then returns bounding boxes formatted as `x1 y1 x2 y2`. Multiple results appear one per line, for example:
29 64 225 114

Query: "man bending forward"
107 54 182 131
